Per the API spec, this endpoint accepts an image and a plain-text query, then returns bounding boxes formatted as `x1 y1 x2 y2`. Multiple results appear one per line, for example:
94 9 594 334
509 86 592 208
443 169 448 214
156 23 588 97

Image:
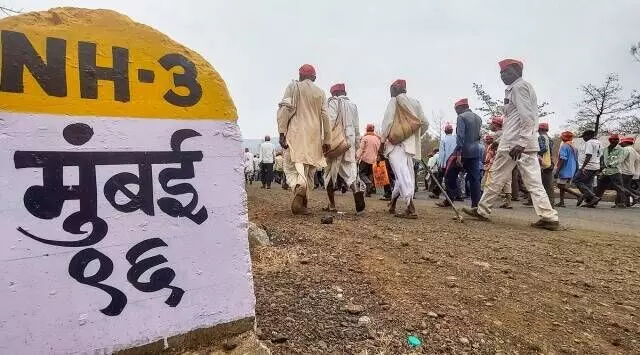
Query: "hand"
322 143 330 154
455 155 463 167
509 145 525 161
279 134 288 149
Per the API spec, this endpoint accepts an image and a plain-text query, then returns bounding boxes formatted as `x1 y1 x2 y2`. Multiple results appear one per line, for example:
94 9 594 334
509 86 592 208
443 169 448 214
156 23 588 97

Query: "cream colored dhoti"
478 151 558 222
283 149 315 192
388 145 415 208
324 154 357 188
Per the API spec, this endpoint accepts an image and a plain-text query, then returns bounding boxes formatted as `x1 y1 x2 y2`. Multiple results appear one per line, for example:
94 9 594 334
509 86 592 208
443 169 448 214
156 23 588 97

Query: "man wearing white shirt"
259 135 276 189
619 137 639 206
463 59 559 230
381 79 428 219
243 148 254 185
574 130 602 206
323 83 365 213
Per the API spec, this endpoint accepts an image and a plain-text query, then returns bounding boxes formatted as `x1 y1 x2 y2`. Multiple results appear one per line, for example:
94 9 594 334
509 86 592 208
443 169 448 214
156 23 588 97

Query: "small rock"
331 285 343 293
344 303 365 315
222 339 239 351
248 222 271 249
473 261 491 268
446 276 458 281
285 317 295 322
272 335 288 344
320 216 334 224
493 320 503 327
274 291 284 297
318 340 328 350
427 311 439 318
401 241 410 247
358 316 372 326
299 258 310 265
459 337 470 345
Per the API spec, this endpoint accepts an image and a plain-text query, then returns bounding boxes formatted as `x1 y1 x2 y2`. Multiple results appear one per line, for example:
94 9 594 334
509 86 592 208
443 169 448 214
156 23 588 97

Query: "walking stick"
427 170 464 223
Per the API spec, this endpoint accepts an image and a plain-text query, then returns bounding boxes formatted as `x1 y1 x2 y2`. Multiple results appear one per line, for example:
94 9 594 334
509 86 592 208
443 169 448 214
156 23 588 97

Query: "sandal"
322 206 338 212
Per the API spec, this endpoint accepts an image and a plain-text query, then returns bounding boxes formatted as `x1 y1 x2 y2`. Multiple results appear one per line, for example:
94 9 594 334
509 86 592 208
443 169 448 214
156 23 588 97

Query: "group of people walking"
247 58 639 231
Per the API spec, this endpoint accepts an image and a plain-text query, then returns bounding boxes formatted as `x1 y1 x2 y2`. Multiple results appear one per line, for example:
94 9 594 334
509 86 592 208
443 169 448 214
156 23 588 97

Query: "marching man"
380 79 428 219
323 83 365 213
278 64 331 215
463 59 560 230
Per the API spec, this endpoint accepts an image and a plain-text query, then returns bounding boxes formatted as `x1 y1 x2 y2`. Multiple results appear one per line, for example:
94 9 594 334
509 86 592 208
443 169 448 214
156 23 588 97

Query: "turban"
366 123 375 132
299 64 316 76
392 79 406 89
444 124 453 133
621 137 635 144
491 116 504 127
330 83 345 94
499 59 523 71
454 98 469 108
484 134 494 143
539 122 549 131
560 131 574 141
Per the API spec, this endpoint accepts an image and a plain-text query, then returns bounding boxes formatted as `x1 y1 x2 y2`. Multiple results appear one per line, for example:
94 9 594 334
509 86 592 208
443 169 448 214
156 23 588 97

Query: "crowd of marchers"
243 59 640 231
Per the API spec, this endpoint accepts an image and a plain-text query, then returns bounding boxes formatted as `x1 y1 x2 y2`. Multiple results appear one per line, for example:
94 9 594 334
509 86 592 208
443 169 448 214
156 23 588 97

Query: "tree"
631 41 640 62
0 6 20 16
567 73 639 135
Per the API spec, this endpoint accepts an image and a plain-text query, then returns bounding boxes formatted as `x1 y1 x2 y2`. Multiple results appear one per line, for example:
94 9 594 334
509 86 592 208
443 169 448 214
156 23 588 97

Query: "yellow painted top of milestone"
0 7 237 120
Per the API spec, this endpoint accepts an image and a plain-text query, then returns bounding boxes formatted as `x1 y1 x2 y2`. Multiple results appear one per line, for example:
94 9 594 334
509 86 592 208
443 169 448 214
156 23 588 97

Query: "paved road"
414 191 640 236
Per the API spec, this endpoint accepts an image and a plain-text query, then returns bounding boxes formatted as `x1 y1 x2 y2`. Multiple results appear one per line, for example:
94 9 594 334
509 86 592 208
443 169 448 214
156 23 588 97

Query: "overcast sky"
5 0 640 138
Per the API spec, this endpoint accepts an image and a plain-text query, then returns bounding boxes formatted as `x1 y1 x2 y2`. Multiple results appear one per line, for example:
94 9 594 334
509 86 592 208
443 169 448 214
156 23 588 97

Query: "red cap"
454 98 469 108
560 131 574 141
499 59 524 71
491 116 503 126
366 123 375 132
539 122 549 131
330 83 345 94
444 124 453 133
299 64 316 76
621 137 635 144
484 134 494 142
392 79 406 89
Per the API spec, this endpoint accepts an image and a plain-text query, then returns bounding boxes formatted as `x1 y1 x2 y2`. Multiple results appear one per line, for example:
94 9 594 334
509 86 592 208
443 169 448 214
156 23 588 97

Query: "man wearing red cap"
437 98 483 208
585 134 638 208
277 64 331 214
553 131 581 207
620 137 640 206
537 122 555 206
356 123 381 197
381 79 428 218
463 59 560 230
323 83 365 213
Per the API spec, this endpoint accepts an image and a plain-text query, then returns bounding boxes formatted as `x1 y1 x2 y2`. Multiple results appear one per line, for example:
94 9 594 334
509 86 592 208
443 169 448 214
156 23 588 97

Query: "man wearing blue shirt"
437 98 483 208
553 131 582 207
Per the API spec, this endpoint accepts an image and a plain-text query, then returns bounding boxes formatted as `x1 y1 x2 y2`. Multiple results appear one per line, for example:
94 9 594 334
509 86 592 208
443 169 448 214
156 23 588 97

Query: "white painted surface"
0 113 254 354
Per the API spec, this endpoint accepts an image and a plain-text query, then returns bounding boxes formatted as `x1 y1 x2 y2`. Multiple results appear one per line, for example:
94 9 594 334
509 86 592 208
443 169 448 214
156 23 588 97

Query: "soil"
249 185 640 354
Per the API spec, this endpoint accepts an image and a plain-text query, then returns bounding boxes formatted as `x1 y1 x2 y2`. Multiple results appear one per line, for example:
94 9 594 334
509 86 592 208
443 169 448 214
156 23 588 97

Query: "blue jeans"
445 157 482 207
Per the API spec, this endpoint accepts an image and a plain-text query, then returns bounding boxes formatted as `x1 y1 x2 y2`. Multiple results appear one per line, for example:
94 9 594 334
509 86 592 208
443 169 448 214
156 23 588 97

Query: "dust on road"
249 185 640 354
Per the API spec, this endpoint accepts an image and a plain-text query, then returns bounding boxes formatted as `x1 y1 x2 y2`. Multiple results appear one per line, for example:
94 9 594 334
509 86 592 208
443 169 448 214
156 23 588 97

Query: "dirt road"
249 186 640 354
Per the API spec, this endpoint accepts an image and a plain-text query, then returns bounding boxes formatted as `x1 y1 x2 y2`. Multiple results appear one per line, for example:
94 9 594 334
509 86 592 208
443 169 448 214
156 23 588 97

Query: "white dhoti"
283 149 315 192
478 151 558 222
388 145 415 208
324 154 357 188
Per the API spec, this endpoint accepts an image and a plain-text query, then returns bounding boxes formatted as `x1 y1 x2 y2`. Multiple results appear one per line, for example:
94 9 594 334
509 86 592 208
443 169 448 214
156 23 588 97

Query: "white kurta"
478 77 558 222
324 96 360 188
380 94 428 207
243 152 254 173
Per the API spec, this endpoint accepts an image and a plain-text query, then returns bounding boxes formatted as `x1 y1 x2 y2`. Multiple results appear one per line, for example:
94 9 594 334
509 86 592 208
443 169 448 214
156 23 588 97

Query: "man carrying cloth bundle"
323 83 365 213
463 59 560 230
380 79 428 219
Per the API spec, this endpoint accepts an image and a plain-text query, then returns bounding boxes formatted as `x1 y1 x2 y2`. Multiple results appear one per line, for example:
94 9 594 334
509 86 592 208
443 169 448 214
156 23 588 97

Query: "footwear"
395 211 418 219
354 191 366 213
554 202 566 208
612 204 627 209
291 185 306 214
583 197 600 208
322 206 338 212
261 185 266 189
461 207 490 221
531 219 561 231
436 200 451 207
380 197 392 201
523 200 533 206
576 195 584 207
388 197 398 214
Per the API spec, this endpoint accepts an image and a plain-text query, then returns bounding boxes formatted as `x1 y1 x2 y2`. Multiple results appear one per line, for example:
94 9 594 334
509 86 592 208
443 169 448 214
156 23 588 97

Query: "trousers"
478 151 558 221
